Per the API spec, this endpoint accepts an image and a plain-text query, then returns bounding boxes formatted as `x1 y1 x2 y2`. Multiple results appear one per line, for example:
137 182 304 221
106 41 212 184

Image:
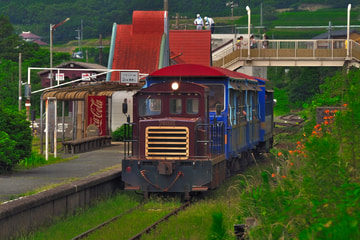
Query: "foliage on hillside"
237 68 360 239
269 67 341 109
0 0 359 43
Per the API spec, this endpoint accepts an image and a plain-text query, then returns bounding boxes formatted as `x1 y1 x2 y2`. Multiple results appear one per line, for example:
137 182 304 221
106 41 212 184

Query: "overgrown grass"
86 196 181 240
236 69 360 239
18 192 142 240
17 136 78 169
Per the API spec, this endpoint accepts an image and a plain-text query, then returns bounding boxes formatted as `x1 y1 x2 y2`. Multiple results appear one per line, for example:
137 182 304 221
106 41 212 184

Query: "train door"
229 89 236 155
207 84 226 156
238 90 247 149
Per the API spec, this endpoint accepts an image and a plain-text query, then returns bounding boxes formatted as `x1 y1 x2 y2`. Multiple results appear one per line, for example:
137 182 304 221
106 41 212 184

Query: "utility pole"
18 52 22 111
98 34 103 65
50 18 70 87
164 0 168 11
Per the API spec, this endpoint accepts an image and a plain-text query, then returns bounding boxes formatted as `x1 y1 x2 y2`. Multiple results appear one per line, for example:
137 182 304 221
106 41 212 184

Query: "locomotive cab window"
139 96 162 116
170 98 182 114
186 98 199 114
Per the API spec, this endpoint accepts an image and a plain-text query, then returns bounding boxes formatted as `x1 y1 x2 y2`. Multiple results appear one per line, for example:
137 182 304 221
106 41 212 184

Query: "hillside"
1 0 359 45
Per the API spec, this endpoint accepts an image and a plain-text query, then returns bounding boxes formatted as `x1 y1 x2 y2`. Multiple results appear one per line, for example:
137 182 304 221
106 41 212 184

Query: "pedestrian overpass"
212 39 360 71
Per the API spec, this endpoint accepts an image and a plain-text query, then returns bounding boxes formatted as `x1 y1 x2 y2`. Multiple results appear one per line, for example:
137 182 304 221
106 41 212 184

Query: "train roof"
149 64 257 81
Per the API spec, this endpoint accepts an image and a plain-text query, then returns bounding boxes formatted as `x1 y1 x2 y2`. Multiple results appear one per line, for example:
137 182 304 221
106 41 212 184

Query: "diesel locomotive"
121 64 274 199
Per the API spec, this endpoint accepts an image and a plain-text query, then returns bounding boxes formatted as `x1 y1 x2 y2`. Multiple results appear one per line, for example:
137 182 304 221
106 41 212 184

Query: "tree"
0 104 32 171
0 15 13 39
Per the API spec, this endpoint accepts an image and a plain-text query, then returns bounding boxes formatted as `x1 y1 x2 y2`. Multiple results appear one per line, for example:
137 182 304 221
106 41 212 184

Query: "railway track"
71 200 190 240
274 114 304 135
275 114 304 127
70 202 146 240
129 201 190 240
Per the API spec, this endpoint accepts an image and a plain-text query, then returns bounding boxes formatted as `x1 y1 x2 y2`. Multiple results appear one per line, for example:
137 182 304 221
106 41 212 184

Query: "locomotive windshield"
139 95 200 117
139 96 161 116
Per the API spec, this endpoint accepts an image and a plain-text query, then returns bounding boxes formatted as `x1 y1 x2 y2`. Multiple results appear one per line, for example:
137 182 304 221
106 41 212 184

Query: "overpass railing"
213 39 360 68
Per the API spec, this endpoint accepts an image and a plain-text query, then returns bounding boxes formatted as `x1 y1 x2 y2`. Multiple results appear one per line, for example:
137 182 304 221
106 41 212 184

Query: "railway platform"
0 142 124 203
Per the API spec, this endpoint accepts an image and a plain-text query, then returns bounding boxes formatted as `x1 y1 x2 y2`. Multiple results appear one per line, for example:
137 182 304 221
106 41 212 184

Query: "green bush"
0 131 19 171
111 124 132 141
0 105 32 171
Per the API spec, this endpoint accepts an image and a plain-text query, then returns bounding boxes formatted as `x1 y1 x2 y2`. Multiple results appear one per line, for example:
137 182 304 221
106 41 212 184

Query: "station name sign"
120 71 139 84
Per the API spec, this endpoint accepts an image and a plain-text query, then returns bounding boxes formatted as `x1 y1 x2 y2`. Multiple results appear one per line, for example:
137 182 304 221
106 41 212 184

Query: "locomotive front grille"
145 126 189 160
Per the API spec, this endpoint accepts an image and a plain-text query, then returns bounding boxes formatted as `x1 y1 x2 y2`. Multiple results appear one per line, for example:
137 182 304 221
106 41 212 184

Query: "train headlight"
171 82 179 91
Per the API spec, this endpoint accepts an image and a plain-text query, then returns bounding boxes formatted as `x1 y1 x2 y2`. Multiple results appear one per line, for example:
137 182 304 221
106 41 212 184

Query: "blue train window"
186 98 199 114
207 85 224 111
170 98 182 114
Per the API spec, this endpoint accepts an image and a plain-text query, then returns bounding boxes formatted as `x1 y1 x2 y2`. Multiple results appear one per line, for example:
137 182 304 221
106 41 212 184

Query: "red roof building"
109 11 169 81
169 30 211 66
19 31 47 46
108 11 212 81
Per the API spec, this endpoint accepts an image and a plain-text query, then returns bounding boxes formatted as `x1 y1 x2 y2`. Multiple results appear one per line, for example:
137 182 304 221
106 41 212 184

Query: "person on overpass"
204 16 215 34
194 14 204 30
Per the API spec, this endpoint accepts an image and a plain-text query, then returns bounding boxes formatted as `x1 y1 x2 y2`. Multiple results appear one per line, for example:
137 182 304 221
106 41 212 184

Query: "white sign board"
82 73 91 81
121 71 139 84
56 73 64 81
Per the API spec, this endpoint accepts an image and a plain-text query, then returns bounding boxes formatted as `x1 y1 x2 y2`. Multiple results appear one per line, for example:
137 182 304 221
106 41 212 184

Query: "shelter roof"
169 30 211 66
38 61 107 75
42 82 142 101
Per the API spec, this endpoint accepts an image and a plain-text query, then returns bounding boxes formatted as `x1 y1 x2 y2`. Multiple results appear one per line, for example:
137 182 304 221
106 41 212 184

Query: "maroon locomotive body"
121 64 274 199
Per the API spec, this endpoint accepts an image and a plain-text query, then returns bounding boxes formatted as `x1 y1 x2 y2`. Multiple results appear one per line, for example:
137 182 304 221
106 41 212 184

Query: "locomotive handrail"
196 122 225 157
123 122 138 158
195 123 213 157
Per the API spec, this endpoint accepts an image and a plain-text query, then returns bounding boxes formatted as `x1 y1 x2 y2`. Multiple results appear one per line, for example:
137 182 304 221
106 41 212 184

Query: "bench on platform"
63 135 112 154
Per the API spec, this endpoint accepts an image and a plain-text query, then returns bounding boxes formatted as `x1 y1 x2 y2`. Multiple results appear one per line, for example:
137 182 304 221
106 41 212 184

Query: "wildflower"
324 121 329 125
343 103 348 107
282 175 286 179
271 173 276 178
324 110 330 114
288 150 293 154
277 152 282 157
324 220 332 228
296 141 301 145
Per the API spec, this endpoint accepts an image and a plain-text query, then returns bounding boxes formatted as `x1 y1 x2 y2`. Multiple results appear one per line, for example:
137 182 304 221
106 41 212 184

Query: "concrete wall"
0 169 122 240
111 90 137 132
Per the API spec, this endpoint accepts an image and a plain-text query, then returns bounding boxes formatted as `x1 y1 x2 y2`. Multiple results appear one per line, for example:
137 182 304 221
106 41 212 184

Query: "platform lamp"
50 18 70 87
347 4 351 59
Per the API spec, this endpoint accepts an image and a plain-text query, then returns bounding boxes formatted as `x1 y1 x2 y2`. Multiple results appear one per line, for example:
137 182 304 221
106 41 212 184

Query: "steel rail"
70 202 146 240
128 201 191 240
